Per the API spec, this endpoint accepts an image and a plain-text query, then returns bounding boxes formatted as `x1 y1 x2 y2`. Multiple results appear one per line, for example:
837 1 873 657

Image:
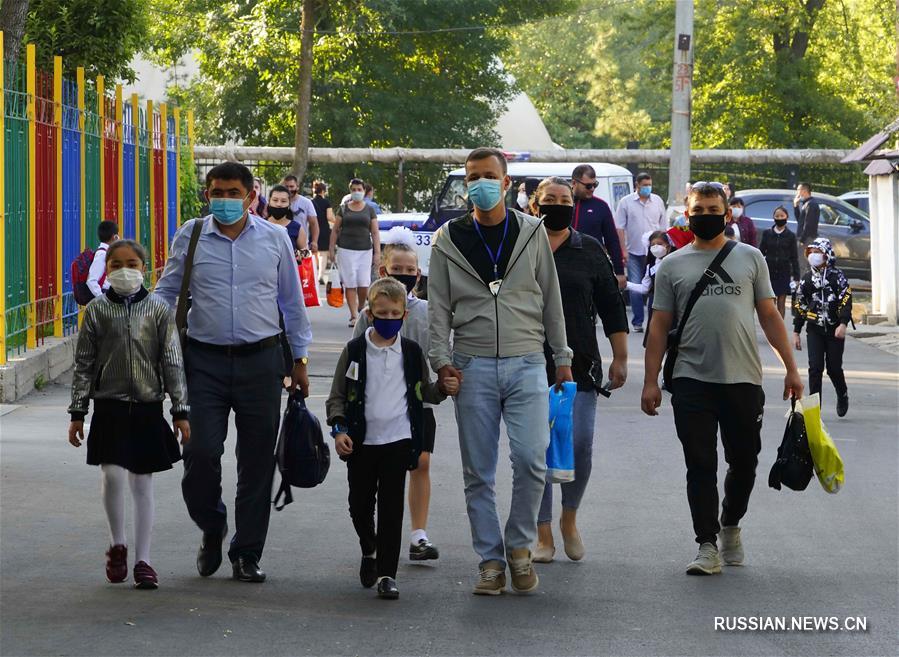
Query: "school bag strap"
663 240 737 389
175 219 204 345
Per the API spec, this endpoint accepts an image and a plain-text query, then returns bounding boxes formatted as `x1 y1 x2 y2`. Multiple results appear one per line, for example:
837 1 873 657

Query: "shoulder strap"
175 219 204 334
671 240 737 346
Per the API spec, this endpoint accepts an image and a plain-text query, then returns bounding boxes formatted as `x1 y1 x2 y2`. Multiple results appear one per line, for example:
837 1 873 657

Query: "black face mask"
689 213 727 240
268 206 291 220
539 204 573 231
392 274 418 295
774 218 788 228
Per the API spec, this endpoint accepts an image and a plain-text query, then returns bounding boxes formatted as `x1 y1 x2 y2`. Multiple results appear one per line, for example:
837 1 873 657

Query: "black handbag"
272 392 331 510
768 398 814 491
662 240 736 391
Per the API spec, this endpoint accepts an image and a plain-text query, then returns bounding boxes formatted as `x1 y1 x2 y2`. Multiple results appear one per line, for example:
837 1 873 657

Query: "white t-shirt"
363 328 410 445
290 195 318 234
87 243 110 297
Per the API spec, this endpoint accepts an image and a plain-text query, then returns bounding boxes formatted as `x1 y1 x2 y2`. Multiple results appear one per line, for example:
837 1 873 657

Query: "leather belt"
187 335 281 357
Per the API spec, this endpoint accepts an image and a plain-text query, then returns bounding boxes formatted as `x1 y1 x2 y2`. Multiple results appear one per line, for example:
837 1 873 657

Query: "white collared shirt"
614 192 668 256
363 328 410 445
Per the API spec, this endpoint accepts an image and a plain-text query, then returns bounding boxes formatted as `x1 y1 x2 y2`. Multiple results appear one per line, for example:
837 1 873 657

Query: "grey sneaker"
508 548 539 593
718 526 744 566
686 542 722 575
473 560 506 596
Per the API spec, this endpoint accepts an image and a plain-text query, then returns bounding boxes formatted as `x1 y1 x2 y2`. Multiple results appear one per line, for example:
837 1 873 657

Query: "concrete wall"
0 336 77 402
868 172 899 324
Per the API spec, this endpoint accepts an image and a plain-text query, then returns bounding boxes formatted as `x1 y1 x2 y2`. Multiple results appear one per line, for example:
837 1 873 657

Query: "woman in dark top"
759 205 800 317
530 176 629 564
312 180 335 281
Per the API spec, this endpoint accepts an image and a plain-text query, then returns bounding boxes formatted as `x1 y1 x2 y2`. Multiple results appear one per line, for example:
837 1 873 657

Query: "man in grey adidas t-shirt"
641 182 803 577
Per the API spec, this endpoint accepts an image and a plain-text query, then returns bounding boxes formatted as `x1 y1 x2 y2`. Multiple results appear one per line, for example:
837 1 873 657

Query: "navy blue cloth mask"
372 317 403 340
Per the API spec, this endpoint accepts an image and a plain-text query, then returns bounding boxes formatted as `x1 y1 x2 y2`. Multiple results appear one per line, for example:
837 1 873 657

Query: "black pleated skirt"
86 400 181 474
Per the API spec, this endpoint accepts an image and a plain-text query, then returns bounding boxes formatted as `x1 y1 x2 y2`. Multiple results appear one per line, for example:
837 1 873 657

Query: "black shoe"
359 556 377 588
197 523 228 577
409 539 439 561
231 555 266 583
377 577 399 600
837 394 849 418
632 324 644 333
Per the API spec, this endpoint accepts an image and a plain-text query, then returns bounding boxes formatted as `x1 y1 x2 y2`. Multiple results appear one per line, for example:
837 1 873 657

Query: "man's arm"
614 202 629 261
757 298 804 400
641 309 673 416
87 248 107 297
599 204 624 275
153 219 196 308
805 201 820 241
304 197 320 250
426 236 453 373
276 230 313 360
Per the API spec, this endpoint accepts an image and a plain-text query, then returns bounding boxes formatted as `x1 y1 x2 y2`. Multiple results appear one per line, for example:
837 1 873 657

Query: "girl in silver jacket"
67 239 190 590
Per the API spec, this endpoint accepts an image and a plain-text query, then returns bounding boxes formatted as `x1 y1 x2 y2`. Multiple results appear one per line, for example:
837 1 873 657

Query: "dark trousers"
671 378 765 545
347 440 410 579
183 342 283 562
806 326 847 401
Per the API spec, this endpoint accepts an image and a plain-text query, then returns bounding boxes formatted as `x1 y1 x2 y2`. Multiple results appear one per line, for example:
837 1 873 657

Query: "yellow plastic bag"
796 393 844 494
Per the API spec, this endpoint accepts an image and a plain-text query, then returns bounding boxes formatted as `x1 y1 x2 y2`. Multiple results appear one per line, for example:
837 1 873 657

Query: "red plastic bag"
298 256 320 308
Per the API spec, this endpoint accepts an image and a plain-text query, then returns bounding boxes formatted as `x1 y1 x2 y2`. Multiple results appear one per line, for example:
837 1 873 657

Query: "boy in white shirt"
87 221 119 298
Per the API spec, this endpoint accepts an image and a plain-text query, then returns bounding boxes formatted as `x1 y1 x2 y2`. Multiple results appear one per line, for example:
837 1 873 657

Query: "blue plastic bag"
546 382 577 483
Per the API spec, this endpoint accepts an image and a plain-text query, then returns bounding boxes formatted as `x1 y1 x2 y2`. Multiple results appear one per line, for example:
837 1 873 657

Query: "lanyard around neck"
472 211 510 281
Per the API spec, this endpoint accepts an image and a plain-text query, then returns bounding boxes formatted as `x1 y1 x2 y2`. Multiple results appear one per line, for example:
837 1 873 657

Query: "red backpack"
71 248 105 306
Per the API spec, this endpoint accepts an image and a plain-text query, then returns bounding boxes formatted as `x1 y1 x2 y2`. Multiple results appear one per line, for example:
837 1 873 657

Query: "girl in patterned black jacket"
792 237 852 417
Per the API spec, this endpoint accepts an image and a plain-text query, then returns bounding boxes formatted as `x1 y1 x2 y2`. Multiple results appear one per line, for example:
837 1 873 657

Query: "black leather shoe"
232 555 266 583
409 539 439 561
197 523 228 577
377 576 399 600
359 556 377 588
837 394 849 418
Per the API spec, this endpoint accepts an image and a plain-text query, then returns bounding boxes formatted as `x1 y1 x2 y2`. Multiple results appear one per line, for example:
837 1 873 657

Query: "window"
820 202 863 228
745 200 796 224
438 177 468 211
612 182 631 210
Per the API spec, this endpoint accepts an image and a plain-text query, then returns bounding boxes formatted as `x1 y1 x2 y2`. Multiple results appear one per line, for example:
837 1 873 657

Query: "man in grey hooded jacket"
428 147 573 595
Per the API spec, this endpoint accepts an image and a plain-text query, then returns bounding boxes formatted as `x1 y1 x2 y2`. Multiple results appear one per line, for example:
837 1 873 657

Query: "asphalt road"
1 300 897 656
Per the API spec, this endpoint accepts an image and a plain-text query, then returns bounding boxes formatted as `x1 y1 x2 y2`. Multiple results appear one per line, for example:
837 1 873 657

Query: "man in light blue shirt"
155 161 312 584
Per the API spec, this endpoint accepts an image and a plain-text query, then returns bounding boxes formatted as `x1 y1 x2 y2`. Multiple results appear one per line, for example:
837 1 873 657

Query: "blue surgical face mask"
371 316 403 340
350 191 365 203
467 178 504 211
639 185 652 197
210 196 249 225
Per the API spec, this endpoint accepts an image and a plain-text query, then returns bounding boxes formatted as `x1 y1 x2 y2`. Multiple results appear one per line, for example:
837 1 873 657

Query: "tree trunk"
292 0 315 181
0 0 30 62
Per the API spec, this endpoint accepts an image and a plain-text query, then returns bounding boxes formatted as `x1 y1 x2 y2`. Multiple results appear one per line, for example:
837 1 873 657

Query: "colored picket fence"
0 34 195 364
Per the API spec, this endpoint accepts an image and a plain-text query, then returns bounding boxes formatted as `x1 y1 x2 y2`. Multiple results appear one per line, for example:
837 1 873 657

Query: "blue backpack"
272 392 330 510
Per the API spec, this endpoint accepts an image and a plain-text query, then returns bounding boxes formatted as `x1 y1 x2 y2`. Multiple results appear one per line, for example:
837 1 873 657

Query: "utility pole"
667 0 694 207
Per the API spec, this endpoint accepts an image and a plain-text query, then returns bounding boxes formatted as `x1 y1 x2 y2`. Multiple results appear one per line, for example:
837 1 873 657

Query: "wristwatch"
294 357 309 365
330 423 349 437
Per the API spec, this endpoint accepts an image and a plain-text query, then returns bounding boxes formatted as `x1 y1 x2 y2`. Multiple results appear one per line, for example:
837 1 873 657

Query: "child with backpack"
792 237 853 417
353 238 441 562
327 277 458 599
77 221 119 303
67 239 190 589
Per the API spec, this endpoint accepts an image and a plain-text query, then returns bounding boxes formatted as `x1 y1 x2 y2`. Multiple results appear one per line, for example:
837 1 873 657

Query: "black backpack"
768 399 814 491
272 392 330 510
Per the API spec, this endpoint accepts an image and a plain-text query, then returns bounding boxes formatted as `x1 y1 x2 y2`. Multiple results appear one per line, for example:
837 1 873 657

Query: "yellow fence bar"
53 55 63 337
0 32 6 364
174 107 181 227
116 85 123 223
147 99 155 278
160 103 168 261
132 93 139 243
26 44 36 349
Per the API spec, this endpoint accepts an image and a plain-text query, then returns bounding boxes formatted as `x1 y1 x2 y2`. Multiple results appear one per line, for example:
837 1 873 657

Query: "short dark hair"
728 196 745 207
107 239 147 265
636 172 652 184
97 220 118 243
282 174 299 184
269 184 290 198
313 180 327 195
206 161 254 194
798 182 812 192
688 182 728 207
773 205 790 218
349 178 364 188
572 164 596 180
465 147 507 175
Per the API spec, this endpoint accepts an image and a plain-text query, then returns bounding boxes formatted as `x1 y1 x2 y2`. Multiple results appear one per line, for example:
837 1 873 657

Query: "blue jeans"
452 352 550 568
538 390 598 524
627 254 647 327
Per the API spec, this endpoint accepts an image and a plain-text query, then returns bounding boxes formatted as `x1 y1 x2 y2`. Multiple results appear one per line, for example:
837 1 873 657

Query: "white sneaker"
686 542 722 575
718 526 744 566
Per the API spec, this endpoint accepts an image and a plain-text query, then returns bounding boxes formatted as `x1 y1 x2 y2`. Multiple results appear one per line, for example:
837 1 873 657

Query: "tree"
23 0 148 81
0 0 30 62
293 0 317 179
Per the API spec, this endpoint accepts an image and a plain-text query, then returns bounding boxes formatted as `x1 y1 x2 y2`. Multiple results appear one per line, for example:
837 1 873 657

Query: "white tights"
100 464 154 564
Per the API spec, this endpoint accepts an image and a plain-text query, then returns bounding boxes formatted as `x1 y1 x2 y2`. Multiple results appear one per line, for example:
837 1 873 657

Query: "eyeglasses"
691 181 725 190
574 179 598 190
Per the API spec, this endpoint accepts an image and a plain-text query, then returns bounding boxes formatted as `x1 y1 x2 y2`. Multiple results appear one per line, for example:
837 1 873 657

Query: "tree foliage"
507 0 898 150
23 0 148 80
